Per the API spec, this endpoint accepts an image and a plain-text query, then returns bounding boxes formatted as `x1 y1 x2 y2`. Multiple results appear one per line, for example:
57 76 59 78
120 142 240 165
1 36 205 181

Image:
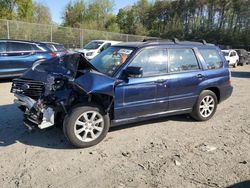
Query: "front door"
114 47 168 120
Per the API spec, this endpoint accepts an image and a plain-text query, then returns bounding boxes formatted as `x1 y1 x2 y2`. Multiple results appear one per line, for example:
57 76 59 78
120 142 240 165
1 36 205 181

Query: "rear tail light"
49 52 58 57
229 70 232 85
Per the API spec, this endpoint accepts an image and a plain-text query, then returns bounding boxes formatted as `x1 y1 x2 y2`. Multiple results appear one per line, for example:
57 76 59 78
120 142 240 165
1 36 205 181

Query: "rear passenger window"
199 49 223 69
7 42 32 52
168 48 199 73
129 48 167 77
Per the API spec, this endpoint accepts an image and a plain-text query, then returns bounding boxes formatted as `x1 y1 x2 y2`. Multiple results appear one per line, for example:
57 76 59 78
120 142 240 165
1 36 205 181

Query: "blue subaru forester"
11 39 233 148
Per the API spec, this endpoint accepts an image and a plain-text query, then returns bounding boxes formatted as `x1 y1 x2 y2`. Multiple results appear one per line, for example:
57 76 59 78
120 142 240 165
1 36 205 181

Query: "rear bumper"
220 85 233 103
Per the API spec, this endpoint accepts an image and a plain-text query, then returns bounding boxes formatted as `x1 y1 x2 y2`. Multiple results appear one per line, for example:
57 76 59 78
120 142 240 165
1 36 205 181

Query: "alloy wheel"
199 96 215 118
74 111 104 142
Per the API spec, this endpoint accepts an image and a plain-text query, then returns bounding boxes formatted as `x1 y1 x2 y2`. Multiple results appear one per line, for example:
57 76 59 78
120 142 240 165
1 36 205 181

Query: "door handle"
196 74 205 79
155 79 167 83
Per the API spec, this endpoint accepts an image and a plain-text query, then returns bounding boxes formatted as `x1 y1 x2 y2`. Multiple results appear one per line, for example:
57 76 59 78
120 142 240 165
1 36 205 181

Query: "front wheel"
63 104 110 148
190 90 218 121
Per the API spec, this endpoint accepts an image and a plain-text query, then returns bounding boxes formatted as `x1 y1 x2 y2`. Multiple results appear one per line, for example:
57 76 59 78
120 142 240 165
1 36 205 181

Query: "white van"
222 50 239 68
77 40 121 60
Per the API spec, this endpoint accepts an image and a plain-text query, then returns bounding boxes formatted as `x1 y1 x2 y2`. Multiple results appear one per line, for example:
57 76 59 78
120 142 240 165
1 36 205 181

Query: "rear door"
166 48 205 111
5 42 36 75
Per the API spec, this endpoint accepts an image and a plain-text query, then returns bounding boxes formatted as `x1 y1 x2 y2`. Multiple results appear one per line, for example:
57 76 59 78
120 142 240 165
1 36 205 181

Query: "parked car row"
0 39 68 78
75 40 121 60
0 39 122 78
222 49 250 68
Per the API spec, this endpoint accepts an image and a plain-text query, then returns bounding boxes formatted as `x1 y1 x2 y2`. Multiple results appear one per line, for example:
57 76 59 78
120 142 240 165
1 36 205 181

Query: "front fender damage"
74 71 116 97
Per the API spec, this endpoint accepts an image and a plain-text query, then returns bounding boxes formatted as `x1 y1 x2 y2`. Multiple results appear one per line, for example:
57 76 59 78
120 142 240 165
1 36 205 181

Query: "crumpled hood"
20 53 116 97
21 53 95 82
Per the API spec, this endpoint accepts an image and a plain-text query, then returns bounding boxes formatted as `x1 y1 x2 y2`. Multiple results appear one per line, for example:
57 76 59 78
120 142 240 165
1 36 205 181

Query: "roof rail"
142 38 180 44
142 38 161 42
142 38 209 45
172 38 179 44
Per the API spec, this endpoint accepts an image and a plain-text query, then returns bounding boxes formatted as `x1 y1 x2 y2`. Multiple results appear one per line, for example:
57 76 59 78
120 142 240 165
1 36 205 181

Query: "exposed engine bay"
11 53 115 130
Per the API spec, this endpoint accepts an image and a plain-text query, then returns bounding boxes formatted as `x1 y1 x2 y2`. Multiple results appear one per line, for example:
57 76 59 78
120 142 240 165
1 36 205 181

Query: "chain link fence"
0 19 149 49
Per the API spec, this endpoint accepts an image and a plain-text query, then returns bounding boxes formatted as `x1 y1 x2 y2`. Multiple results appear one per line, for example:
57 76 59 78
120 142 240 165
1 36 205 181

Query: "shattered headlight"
52 79 65 90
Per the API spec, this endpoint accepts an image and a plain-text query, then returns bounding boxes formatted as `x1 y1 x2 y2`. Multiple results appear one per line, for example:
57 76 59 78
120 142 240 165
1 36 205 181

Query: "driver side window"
128 48 167 77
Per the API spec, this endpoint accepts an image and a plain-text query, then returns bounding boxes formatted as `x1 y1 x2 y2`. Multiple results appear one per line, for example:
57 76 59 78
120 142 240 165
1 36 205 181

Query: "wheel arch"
203 87 220 103
77 93 114 120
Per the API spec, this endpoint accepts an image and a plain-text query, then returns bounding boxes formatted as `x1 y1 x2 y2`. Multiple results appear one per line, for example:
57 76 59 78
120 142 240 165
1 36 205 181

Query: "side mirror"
124 66 143 78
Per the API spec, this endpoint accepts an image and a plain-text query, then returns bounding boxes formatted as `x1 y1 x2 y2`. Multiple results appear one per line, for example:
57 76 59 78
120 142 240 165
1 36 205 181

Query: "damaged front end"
11 53 116 130
12 74 76 130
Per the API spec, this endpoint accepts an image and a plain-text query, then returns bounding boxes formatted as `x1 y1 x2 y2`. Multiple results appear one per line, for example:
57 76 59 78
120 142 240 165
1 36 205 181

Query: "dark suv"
41 42 68 57
0 39 58 78
11 39 233 148
235 49 250 65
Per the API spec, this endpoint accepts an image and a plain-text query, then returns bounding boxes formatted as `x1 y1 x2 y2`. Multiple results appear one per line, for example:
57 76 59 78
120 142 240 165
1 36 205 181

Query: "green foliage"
0 0 249 48
115 0 249 48
62 0 115 30
16 0 33 22
0 0 51 24
33 2 52 24
0 0 17 19
62 0 85 27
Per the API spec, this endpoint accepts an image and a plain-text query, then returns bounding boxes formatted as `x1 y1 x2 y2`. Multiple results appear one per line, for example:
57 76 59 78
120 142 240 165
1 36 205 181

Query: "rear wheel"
63 104 110 148
234 60 238 68
191 90 218 121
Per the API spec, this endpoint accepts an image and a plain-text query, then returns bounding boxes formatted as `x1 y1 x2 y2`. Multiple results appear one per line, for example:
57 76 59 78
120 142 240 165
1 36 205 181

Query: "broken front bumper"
14 94 55 129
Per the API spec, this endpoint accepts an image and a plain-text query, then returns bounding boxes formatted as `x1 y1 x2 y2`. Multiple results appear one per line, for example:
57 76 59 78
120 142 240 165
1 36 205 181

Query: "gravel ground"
0 66 249 188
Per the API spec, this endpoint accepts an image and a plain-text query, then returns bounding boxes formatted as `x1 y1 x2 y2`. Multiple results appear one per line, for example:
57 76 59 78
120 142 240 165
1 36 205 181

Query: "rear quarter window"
199 49 223 70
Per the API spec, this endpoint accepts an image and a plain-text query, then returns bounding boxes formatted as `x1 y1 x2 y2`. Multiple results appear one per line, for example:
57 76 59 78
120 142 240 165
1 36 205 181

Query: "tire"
190 90 218 121
63 104 110 148
234 61 238 68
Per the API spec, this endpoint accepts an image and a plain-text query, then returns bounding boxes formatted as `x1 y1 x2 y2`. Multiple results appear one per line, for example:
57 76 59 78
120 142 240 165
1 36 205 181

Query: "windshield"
84 41 104 50
90 46 134 76
54 44 65 52
222 51 229 56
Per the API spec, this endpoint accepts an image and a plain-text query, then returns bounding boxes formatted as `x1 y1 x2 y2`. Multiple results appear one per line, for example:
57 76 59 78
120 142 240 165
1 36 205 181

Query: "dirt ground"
0 65 249 188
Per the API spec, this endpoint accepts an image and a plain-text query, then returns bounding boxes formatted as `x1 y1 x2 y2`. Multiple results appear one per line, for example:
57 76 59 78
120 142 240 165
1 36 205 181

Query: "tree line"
62 0 250 48
0 0 52 24
0 0 249 48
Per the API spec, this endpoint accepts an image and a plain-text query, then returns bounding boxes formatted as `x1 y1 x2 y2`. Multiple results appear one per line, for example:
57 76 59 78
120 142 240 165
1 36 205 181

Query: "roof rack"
143 38 180 44
143 38 209 45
